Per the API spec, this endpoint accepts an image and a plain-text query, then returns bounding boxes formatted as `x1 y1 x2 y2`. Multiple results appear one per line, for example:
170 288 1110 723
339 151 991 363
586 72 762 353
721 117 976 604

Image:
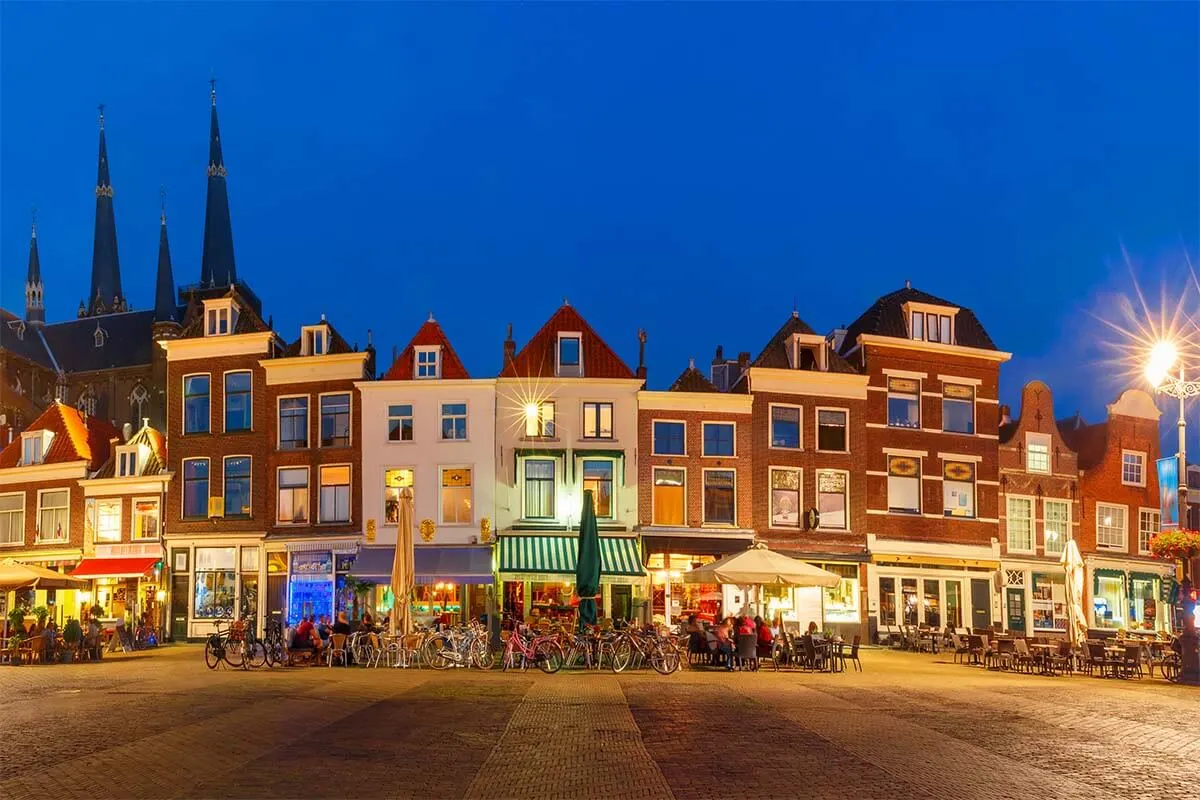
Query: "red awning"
69 557 159 579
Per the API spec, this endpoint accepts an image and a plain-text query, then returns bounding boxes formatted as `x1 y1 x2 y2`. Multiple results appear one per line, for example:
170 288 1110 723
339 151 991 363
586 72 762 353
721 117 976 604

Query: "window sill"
0 541 26 548
1096 545 1128 552
1120 482 1146 489
315 520 352 526
223 515 253 521
887 510 921 516
579 437 617 443
816 527 850 533
34 540 69 546
384 440 415 445
275 521 310 527
940 430 976 437
701 522 737 528
131 537 161 543
182 431 211 437
221 429 255 435
651 451 687 458
701 454 737 459
768 446 803 452
278 444 310 451
438 438 470 444
815 448 850 455
319 443 353 450
181 516 209 522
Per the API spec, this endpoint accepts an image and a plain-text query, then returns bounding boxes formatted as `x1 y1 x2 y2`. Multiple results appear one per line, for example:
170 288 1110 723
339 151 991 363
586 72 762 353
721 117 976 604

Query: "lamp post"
1145 340 1200 685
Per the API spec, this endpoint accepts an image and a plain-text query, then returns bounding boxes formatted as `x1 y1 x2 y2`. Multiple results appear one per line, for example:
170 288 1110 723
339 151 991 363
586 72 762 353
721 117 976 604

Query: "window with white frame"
703 422 735 456
887 377 920 429
909 309 954 344
582 402 613 439
21 432 47 465
319 465 351 523
224 371 252 432
652 468 685 526
703 470 736 525
816 470 848 530
1026 433 1050 473
523 459 556 519
1043 499 1069 555
1138 509 1160 554
1121 452 1145 486
770 405 801 449
652 421 684 455
277 467 309 524
117 446 138 477
440 403 467 440
183 458 209 519
582 460 614 518
320 393 351 447
388 404 414 442
1006 497 1033 551
942 384 975 434
224 456 251 517
183 374 210 434
942 461 975 518
887 455 921 514
770 468 801 527
302 325 327 356
131 498 159 540
0 494 24 545
440 467 472 524
205 303 233 336
95 499 121 543
524 401 556 438
414 346 440 379
816 409 847 452
37 489 69 542
383 468 413 524
1096 503 1127 550
279 397 308 449
557 334 582 377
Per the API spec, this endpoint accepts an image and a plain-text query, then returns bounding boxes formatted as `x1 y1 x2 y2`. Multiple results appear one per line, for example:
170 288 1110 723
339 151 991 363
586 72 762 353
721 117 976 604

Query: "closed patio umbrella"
1059 539 1088 648
0 558 89 591
575 490 602 631
390 488 415 636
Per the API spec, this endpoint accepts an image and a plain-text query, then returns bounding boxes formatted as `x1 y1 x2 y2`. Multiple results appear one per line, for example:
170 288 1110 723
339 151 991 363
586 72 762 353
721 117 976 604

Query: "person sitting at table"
737 615 756 636
807 620 820 637
686 614 703 635
332 611 353 636
359 611 375 633
713 619 734 670
316 615 332 642
43 620 58 661
755 615 774 654
291 616 321 654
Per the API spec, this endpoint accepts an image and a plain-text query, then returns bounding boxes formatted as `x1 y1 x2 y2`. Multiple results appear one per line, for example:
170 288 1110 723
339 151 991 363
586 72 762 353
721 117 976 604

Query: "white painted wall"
357 379 497 547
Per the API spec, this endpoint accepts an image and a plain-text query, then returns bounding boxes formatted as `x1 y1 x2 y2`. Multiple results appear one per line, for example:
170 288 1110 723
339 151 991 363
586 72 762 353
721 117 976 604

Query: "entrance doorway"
971 578 993 631
610 584 632 623
170 574 188 641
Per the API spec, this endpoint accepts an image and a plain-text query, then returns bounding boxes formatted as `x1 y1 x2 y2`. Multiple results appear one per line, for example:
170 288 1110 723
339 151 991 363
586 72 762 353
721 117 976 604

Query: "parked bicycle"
203 618 265 670
502 626 564 673
424 623 495 670
610 625 681 674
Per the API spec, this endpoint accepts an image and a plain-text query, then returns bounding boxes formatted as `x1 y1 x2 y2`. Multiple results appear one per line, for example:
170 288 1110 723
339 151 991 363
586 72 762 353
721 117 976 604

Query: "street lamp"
1144 339 1200 685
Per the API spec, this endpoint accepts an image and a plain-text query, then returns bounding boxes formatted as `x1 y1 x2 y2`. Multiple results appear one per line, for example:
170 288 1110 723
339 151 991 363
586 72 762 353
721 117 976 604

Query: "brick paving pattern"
2 647 1197 799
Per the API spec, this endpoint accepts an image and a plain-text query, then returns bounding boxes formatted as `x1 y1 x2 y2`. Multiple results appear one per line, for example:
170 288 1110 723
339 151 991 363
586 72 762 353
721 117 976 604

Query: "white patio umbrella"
683 543 841 588
1059 539 1088 648
389 488 415 637
0 558 89 591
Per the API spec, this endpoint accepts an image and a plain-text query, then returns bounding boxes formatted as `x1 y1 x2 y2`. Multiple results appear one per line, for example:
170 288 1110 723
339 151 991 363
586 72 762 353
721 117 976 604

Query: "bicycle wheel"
535 639 564 674
204 637 223 670
244 640 267 669
610 637 634 673
470 638 495 670
423 635 454 670
223 639 246 669
651 643 680 675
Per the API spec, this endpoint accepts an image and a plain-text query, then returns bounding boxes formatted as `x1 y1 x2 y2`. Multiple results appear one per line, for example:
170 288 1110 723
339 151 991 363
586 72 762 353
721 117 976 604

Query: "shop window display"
1031 573 1067 632
822 565 859 624
194 547 236 619
1092 574 1126 629
288 551 333 624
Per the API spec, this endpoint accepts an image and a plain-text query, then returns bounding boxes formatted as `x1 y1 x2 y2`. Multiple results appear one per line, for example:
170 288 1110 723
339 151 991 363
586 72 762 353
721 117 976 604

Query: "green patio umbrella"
575 490 602 631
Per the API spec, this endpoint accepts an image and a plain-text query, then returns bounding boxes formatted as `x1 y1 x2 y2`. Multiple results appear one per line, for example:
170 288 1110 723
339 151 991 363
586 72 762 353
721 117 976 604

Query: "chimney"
503 323 516 367
999 404 1012 426
365 329 377 379
737 351 750 369
827 326 848 353
121 422 133 442
713 345 724 364
636 329 647 382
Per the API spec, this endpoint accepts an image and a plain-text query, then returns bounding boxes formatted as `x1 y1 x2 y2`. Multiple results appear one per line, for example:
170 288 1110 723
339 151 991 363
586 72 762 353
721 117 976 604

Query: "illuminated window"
277 468 309 524
1096 503 1127 550
1026 433 1050 473
132 498 160 540
319 465 351 523
524 401 555 438
1044 500 1068 555
440 467 472 525
96 499 121 543
1006 497 1032 551
887 378 920 429
887 455 921 514
652 468 684 526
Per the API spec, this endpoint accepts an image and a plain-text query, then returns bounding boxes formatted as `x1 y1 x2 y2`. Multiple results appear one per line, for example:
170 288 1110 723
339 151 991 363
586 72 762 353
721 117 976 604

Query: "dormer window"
116 444 142 477
301 325 329 356
415 346 440 379
21 431 51 466
905 302 957 345
203 298 238 337
557 333 582 377
93 325 107 348
788 334 827 372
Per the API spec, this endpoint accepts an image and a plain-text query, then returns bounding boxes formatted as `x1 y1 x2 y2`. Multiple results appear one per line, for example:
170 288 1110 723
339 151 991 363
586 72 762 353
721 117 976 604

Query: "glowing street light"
1146 340 1178 388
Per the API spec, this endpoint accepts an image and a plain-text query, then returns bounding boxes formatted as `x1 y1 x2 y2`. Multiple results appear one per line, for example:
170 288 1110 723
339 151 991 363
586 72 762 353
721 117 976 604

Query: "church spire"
25 210 45 327
88 105 123 316
200 80 237 288
153 188 179 326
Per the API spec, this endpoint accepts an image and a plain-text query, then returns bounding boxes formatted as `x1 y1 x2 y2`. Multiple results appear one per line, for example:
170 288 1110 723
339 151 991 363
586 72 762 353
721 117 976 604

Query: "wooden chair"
734 633 758 671
1011 638 1037 674
1120 644 1143 679
949 634 970 664
327 633 349 667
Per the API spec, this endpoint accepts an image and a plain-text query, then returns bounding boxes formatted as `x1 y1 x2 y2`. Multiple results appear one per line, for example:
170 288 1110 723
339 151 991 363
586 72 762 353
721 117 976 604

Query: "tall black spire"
25 211 45 327
200 81 237 288
88 105 124 316
153 189 178 325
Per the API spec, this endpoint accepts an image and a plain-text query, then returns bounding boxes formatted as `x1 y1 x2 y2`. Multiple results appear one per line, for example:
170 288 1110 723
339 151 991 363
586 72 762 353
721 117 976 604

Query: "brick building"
1058 389 1174 635
733 312 870 639
997 381 1081 636
0 402 121 626
638 361 754 624
838 283 1011 639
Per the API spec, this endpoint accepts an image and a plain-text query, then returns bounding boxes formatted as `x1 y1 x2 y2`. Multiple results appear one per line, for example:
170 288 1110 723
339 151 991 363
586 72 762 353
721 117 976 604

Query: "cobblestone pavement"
2 646 1197 799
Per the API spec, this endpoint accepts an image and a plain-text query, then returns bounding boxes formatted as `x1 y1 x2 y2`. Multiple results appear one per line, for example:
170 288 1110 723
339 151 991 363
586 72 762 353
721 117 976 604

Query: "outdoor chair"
965 634 984 665
734 633 758 671
1120 645 1143 679
1046 640 1074 676
1011 638 1036 674
1085 641 1114 677
949 634 970 664
837 635 862 672
802 634 827 672
687 632 709 666
327 633 349 667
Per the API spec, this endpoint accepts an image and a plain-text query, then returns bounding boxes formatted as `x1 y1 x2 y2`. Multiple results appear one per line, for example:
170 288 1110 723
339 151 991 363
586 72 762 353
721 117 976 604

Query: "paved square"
1 646 1196 799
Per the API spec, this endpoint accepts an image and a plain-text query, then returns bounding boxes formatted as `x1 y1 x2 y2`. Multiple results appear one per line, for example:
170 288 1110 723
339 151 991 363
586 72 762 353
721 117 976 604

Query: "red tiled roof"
382 319 471 381
500 304 635 379
0 402 121 469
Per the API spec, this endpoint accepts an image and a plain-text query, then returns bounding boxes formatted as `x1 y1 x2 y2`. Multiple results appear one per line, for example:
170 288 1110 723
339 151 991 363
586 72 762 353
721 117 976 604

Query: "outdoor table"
920 630 939 654
1028 643 1055 675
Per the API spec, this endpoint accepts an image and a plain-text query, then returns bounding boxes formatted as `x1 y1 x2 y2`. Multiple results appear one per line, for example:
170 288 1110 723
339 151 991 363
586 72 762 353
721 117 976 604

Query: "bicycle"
424 623 495 670
502 626 564 673
610 626 681 674
261 619 286 668
204 619 246 669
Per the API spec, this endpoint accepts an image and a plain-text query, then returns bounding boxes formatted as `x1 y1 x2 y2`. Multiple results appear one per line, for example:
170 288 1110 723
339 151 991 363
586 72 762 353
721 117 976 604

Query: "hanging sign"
1157 456 1180 529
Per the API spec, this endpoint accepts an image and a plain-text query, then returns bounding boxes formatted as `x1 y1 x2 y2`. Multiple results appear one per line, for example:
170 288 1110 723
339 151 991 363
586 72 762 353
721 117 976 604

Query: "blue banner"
1157 456 1180 529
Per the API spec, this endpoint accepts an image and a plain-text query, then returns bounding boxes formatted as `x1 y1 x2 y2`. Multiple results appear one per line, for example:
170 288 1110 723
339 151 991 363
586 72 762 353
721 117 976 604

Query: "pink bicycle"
502 626 564 673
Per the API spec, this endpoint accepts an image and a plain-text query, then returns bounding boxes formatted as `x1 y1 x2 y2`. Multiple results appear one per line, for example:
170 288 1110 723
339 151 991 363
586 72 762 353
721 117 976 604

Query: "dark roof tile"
500 305 635 380
839 286 998 355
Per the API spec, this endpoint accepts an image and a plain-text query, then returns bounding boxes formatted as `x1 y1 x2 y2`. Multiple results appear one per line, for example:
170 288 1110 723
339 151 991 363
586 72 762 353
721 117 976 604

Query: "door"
970 578 992 632
266 575 287 624
1005 587 1026 634
611 584 632 623
170 574 189 641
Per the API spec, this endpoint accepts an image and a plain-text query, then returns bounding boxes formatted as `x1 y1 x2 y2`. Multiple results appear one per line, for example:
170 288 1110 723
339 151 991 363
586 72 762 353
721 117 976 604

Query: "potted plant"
6 607 27 666
33 605 49 629
344 576 372 621
61 618 82 663
89 604 105 621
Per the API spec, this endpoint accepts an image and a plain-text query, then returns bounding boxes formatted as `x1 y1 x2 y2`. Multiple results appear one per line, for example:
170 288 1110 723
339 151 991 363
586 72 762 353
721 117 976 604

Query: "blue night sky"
2 3 1197 435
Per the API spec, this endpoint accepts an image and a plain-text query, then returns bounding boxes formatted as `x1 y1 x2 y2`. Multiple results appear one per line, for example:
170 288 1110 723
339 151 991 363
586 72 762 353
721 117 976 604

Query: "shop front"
867 536 1001 642
1086 559 1175 636
69 543 166 633
498 534 646 625
270 539 361 625
997 560 1069 637
164 536 265 640
350 544 494 626
642 534 753 625
2 552 85 629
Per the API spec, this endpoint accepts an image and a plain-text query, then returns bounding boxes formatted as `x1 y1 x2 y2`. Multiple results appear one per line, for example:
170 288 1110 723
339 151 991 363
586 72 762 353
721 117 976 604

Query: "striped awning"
499 536 645 576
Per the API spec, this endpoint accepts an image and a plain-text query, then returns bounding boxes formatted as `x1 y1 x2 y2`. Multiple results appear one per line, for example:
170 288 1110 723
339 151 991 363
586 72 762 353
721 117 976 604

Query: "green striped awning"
499 536 645 576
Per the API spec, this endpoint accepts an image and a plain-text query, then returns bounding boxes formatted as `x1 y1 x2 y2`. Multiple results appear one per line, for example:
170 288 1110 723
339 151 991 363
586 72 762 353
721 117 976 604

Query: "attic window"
788 334 827 372
415 346 440 379
116 445 139 477
202 298 238 337
94 325 107 348
21 431 51 466
905 302 958 345
301 325 329 356
557 333 582 377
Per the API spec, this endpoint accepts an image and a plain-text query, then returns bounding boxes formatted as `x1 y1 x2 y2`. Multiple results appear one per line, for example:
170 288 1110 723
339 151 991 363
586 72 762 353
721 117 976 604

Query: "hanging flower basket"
1149 530 1200 562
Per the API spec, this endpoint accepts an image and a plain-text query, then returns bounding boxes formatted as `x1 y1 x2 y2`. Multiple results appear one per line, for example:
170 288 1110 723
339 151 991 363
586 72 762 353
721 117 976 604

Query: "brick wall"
1076 414 1161 557
7 478 87 550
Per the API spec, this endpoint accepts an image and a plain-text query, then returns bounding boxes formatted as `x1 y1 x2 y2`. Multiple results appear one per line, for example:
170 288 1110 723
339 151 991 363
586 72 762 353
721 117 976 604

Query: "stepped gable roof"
669 364 720 393
500 304 635 379
90 422 167 479
839 285 998 355
281 319 355 357
383 319 470 380
0 402 120 469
